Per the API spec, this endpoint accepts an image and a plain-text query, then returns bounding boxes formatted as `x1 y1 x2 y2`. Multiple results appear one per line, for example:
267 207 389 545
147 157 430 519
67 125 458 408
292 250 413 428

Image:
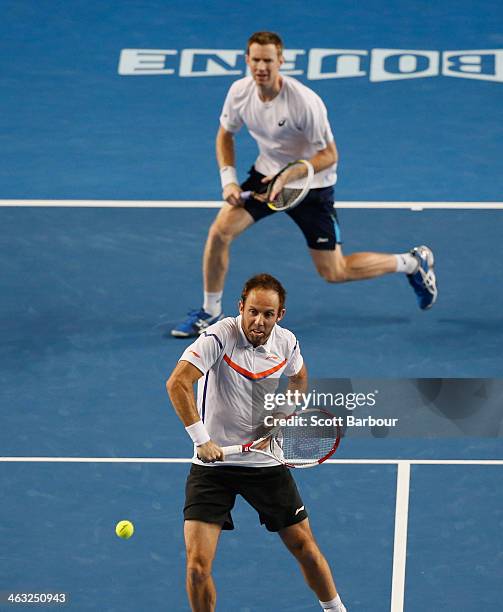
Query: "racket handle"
221 444 244 457
240 191 252 200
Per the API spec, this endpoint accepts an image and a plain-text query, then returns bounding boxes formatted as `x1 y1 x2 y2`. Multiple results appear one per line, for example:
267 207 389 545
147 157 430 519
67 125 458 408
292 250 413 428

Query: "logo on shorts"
278 118 287 126
316 237 329 243
295 505 305 516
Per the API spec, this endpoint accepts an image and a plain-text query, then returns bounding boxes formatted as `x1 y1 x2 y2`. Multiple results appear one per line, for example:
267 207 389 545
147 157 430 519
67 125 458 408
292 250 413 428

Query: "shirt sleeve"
283 339 304 377
302 93 334 151
179 330 224 375
219 83 244 133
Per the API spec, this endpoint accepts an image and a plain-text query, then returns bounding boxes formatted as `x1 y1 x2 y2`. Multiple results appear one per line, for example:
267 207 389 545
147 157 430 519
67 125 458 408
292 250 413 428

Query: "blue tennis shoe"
171 308 224 338
407 245 438 310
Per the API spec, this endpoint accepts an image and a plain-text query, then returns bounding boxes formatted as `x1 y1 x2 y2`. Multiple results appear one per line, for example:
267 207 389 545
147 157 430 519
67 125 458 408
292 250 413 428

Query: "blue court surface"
1 1 503 611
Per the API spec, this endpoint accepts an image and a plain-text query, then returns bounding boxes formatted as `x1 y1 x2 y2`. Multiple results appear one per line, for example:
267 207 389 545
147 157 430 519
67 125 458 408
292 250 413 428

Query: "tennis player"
167 274 348 612
172 31 437 338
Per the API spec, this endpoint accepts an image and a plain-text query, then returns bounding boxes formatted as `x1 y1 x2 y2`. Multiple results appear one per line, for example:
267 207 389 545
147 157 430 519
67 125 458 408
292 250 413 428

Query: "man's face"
239 288 285 347
246 43 284 88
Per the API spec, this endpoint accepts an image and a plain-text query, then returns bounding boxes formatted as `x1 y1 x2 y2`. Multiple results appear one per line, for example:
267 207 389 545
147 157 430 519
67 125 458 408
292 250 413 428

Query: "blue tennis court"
1 1 503 610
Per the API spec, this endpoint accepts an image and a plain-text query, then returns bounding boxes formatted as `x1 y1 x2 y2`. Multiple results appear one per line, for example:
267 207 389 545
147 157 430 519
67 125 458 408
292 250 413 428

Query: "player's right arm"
166 361 223 462
216 126 243 207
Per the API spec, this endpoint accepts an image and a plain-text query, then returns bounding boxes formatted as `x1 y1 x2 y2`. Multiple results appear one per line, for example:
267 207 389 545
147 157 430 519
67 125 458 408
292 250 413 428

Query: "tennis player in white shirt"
167 274 347 612
171 31 437 338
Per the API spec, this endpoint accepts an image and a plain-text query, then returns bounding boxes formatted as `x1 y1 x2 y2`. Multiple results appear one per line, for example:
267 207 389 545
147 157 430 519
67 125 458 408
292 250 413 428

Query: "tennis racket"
241 159 314 212
220 408 341 468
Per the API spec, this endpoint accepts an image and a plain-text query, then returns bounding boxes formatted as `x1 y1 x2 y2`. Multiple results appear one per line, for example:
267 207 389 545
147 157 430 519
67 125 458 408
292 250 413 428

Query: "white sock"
394 252 418 274
203 291 223 317
319 594 347 611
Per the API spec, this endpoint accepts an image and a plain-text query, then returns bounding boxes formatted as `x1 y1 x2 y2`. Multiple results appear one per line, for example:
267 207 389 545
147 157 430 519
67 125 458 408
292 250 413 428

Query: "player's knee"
207 220 235 246
316 262 347 283
289 538 323 567
313 250 348 283
186 557 212 586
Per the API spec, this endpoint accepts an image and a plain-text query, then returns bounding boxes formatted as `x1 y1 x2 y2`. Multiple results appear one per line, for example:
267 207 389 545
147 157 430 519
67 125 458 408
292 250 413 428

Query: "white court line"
390 462 411 612
1 456 500 611
0 457 502 464
0 199 503 210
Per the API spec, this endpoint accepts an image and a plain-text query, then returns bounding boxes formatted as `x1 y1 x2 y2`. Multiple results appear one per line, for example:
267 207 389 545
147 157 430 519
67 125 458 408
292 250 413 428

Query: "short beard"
247 329 269 347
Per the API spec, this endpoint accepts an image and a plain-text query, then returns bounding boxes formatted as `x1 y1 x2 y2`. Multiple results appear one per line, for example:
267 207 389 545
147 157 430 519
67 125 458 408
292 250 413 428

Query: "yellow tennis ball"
115 520 134 539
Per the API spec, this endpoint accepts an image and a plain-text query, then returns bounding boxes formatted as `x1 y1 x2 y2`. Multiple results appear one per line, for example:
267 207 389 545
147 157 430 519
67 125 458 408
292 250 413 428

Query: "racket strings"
271 416 338 465
268 161 311 211
273 187 303 210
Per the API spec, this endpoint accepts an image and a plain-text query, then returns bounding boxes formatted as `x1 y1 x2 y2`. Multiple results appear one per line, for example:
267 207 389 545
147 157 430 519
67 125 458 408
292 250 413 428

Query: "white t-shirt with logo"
179 315 304 467
220 75 337 188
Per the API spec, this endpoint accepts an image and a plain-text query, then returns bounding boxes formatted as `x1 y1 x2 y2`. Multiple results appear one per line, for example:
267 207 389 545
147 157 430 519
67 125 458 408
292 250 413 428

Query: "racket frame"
221 408 341 468
240 159 315 212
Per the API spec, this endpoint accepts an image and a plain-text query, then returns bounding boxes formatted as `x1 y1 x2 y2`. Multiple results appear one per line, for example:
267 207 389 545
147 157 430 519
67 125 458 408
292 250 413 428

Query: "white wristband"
185 421 211 446
220 166 238 189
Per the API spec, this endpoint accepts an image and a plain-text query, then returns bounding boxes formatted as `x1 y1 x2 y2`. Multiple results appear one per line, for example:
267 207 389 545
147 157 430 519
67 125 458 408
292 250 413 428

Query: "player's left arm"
278 362 308 415
254 364 308 449
264 142 338 197
263 140 338 202
308 140 338 174
272 92 337 186
287 362 308 396
303 90 339 173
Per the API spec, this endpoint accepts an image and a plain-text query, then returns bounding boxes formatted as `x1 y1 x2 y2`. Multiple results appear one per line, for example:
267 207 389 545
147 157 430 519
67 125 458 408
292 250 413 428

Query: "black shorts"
241 166 341 250
183 463 308 532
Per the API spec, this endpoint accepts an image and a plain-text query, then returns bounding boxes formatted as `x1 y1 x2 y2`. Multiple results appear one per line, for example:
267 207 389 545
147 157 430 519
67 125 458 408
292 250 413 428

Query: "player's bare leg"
310 245 398 283
184 520 222 612
310 244 438 310
279 518 345 610
204 203 255 292
171 204 255 336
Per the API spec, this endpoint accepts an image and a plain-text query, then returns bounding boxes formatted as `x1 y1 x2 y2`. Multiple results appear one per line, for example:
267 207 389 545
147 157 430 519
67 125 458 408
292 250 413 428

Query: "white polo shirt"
220 75 337 188
179 315 304 467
